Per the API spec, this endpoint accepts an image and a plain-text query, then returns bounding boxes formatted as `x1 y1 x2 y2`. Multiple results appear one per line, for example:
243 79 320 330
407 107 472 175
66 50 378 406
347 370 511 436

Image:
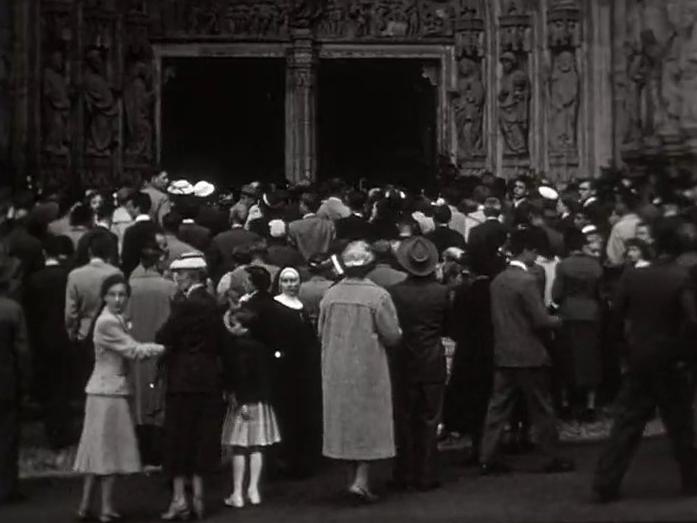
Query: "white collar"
513 198 526 207
327 196 343 203
509 260 528 272
231 223 244 229
486 216 499 221
89 257 106 265
635 260 651 268
303 213 316 219
45 259 60 267
186 283 205 297
135 214 150 223
583 196 597 206
96 220 110 229
274 293 304 310
353 212 364 218
182 218 195 224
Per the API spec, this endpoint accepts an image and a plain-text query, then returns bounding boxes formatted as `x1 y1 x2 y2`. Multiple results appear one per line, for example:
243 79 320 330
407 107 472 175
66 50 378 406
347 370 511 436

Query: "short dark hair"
129 191 152 214
100 273 130 299
95 202 114 222
70 203 93 227
300 192 321 214
88 233 114 260
346 190 367 211
433 204 452 225
245 265 271 292
508 228 539 256
564 228 586 252
43 234 74 258
232 245 252 265
139 239 163 268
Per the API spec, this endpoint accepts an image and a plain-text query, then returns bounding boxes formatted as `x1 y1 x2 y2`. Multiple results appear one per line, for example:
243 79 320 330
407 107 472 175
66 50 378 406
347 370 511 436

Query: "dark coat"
552 253 603 321
74 226 119 268
490 264 559 367
178 221 211 253
425 226 466 256
335 215 375 242
0 296 28 401
6 225 43 278
467 219 508 267
121 220 158 277
156 286 223 394
389 277 450 384
221 327 274 405
267 243 305 269
615 257 697 371
207 227 261 282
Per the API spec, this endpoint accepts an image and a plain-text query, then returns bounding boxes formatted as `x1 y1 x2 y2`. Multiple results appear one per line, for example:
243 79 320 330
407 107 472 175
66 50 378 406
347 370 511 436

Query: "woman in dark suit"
156 253 224 520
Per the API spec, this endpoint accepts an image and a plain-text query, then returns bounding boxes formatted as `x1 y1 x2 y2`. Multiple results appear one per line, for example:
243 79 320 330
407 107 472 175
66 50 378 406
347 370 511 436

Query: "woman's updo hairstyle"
100 273 131 300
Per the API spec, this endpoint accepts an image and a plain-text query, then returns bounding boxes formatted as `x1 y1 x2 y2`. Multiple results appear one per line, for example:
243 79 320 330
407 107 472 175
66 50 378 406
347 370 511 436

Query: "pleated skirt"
74 395 141 475
221 402 281 449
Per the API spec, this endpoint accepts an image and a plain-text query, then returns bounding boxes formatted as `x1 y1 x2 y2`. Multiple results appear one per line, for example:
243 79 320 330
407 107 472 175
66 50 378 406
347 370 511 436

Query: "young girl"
221 305 281 508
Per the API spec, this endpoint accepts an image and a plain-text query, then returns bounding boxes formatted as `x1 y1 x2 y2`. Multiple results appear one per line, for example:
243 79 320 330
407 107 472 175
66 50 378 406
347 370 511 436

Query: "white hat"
168 180 194 196
193 181 215 198
169 252 207 271
582 224 598 236
538 186 559 200
269 219 287 238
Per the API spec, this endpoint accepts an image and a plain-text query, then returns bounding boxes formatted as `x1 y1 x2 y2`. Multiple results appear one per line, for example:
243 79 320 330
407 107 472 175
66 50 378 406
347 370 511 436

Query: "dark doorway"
161 57 285 188
318 59 437 190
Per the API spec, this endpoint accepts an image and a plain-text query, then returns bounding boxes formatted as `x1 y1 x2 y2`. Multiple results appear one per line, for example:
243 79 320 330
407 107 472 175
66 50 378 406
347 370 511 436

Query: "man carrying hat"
388 236 451 491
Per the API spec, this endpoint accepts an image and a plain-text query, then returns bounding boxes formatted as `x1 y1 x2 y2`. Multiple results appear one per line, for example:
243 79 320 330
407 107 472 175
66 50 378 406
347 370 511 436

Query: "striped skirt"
221 402 281 449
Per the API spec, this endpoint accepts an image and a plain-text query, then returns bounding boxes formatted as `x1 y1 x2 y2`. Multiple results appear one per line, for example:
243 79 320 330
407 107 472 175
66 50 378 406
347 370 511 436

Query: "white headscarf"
274 267 303 310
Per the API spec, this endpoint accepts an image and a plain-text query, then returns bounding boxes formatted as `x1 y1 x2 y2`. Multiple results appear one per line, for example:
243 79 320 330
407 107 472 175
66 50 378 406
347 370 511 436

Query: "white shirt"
135 214 151 223
509 260 528 272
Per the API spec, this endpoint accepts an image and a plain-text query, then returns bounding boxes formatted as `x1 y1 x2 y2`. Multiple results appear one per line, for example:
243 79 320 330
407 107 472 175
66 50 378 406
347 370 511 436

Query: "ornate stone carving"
498 51 530 157
291 0 326 29
42 49 72 156
549 50 579 155
455 56 485 158
83 48 119 158
123 60 154 161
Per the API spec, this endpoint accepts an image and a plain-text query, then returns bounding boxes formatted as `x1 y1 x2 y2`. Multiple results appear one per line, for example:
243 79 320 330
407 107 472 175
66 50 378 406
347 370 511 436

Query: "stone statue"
455 56 485 158
549 50 579 153
123 60 154 161
291 0 325 28
42 50 71 156
83 48 118 157
498 51 530 156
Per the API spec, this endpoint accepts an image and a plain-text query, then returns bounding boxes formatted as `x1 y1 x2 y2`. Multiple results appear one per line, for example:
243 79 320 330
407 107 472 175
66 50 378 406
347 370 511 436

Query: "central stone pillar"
286 28 317 184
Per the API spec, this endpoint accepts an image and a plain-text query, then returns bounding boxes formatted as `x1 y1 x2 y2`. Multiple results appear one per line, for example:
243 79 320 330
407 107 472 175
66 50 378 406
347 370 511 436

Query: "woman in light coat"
318 241 402 502
74 274 164 522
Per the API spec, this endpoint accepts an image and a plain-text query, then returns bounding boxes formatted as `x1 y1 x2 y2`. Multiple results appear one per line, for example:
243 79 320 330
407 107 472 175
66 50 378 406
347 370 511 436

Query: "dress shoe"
479 462 512 476
76 509 96 521
99 513 123 523
161 499 191 520
223 493 244 509
348 486 379 504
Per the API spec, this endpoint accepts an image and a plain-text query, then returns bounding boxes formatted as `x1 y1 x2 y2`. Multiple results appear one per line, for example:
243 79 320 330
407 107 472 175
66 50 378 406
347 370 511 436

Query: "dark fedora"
395 236 438 277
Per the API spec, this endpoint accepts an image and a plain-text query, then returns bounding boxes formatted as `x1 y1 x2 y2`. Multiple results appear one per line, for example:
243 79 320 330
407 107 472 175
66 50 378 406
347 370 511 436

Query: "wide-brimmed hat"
193 181 215 198
168 180 194 196
341 241 375 268
170 252 207 271
395 236 438 276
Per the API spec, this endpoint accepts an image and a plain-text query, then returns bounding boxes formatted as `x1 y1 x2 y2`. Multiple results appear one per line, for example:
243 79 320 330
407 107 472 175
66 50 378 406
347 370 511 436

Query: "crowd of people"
2 164 697 518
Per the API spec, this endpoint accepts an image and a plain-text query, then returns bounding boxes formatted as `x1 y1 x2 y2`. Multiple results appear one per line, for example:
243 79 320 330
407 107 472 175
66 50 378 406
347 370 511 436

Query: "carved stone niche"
498 3 532 162
453 1 486 164
547 5 580 166
122 9 156 178
39 1 75 188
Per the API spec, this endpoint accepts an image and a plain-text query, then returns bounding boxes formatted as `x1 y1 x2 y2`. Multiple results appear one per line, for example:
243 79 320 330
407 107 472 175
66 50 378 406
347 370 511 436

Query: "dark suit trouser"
593 366 697 495
480 367 559 465
393 382 445 487
0 398 19 503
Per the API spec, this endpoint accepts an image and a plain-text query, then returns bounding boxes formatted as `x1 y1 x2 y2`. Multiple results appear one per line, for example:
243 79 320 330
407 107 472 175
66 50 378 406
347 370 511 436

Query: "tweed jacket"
85 309 163 396
65 258 122 341
287 214 336 262
552 253 603 321
490 263 559 367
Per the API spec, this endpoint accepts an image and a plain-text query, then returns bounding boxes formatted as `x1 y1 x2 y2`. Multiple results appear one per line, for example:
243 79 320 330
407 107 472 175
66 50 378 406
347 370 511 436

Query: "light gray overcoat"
318 278 401 460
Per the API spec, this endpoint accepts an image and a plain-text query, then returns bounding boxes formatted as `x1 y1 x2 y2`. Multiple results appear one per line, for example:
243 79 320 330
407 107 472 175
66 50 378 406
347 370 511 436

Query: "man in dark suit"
0 251 29 505
121 192 158 277
479 228 573 475
5 192 44 280
467 198 508 277
177 202 212 253
207 206 260 283
335 190 374 241
593 222 697 502
74 203 119 268
389 237 450 490
287 192 335 262
24 235 75 451
578 179 609 231
425 205 466 256
508 176 533 227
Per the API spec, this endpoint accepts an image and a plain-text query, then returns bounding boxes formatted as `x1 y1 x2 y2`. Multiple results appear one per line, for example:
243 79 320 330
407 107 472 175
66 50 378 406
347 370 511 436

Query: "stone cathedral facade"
0 0 696 189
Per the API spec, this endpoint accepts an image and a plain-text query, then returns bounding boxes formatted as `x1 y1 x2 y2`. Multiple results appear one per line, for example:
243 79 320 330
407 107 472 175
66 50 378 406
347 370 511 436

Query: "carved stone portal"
498 51 530 158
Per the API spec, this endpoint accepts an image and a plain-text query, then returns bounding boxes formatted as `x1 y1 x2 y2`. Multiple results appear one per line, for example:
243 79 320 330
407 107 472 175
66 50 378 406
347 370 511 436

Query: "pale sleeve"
95 316 164 360
373 292 402 348
64 274 79 341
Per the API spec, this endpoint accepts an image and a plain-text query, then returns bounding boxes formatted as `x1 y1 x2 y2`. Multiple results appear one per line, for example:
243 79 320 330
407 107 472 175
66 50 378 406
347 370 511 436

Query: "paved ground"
4 437 697 523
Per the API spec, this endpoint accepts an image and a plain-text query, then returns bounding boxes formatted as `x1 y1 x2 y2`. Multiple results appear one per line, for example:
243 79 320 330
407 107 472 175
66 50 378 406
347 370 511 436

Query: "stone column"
286 28 317 185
